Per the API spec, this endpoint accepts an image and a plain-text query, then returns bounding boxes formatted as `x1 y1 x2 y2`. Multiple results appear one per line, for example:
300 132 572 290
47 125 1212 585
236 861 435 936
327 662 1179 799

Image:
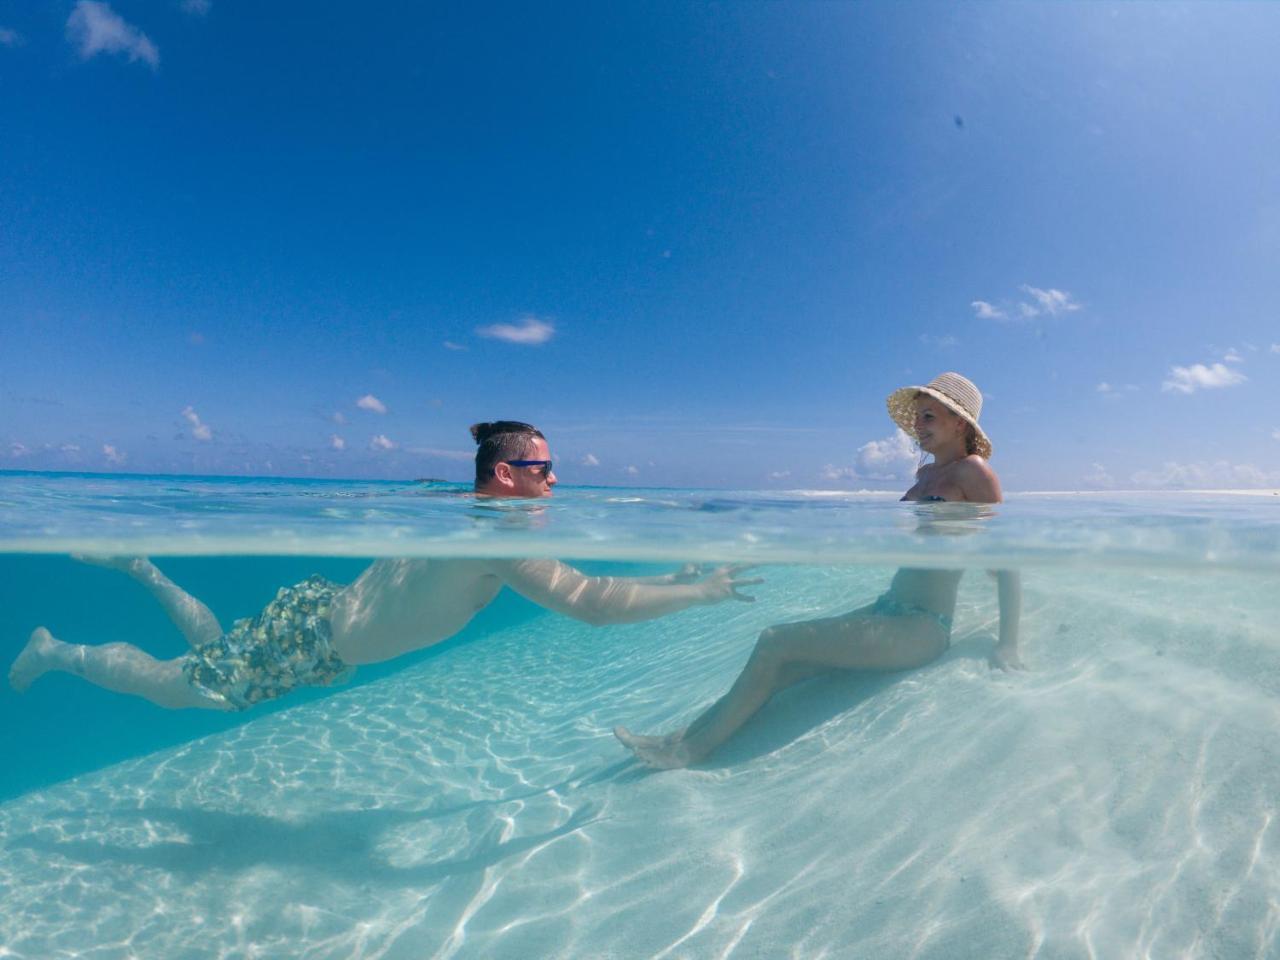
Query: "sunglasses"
505 459 554 478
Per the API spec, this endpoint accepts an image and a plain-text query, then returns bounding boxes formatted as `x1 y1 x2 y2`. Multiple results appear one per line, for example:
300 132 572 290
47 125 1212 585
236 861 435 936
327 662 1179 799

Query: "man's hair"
470 421 545 486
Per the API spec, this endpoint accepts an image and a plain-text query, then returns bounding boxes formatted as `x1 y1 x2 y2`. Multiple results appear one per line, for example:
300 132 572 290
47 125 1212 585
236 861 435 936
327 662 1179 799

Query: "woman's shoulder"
953 455 1002 501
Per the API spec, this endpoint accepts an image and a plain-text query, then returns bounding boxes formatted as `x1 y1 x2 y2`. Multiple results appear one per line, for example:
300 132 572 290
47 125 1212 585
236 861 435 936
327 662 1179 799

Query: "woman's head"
886 372 991 460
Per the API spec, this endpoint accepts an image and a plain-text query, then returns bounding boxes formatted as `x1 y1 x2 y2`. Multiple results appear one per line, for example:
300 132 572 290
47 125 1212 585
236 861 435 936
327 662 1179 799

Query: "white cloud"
1131 460 1280 489
970 301 1006 321
331 411 347 425
60 443 81 454
1019 286 1081 317
1223 348 1244 364
624 465 639 476
102 443 126 465
9 442 29 458
1161 362 1247 394
66 2 159 69
818 464 858 482
476 315 555 345
1272 429 1280 442
0 27 24 46
356 394 387 415
330 435 346 451
180 0 211 15
370 434 396 451
1096 382 1112 393
181 405 212 441
1084 463 1115 488
768 470 792 480
443 341 467 351
581 453 600 467
854 429 918 481
1271 344 1280 355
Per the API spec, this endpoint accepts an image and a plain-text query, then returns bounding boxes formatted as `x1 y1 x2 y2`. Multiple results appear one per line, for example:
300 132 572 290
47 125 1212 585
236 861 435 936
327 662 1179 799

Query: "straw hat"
886 372 992 460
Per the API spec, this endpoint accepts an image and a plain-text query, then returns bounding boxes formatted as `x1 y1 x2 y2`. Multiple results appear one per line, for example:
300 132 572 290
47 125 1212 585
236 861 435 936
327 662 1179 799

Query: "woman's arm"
489 559 760 626
989 569 1025 670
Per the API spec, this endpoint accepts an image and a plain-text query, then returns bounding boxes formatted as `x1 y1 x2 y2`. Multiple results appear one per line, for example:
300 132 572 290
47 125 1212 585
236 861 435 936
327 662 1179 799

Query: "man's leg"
76 556 223 648
9 627 225 710
616 611 948 768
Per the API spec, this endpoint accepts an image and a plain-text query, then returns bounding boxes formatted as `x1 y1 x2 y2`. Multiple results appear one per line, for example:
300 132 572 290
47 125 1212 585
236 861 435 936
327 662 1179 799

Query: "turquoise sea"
2 472 1278 959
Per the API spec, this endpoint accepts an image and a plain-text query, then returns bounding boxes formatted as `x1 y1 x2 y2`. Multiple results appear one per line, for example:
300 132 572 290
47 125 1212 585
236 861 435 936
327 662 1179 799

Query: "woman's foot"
9 627 60 692
614 726 697 769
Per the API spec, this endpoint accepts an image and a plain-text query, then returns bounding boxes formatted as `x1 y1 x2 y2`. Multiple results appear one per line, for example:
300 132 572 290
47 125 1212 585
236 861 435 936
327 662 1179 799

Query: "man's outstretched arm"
490 559 760 626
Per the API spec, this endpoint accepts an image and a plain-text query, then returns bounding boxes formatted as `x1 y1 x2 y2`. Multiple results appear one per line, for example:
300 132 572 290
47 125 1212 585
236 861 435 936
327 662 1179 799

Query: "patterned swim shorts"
182 575 354 711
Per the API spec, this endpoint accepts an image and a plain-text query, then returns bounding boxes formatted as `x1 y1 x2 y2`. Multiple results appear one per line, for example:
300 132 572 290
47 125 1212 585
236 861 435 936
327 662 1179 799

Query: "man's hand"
697 565 763 604
989 643 1026 672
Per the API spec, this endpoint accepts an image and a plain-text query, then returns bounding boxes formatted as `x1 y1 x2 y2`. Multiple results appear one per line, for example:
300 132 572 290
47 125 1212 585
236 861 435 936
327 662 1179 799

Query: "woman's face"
912 395 967 453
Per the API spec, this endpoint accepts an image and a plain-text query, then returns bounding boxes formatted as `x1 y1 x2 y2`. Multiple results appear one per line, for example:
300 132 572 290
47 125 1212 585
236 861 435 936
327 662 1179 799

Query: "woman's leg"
8 627 226 710
76 556 223 648
616 611 948 768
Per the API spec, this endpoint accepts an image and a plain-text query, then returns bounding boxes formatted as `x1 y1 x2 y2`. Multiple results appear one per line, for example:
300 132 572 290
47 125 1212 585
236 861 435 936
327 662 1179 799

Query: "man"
9 421 757 712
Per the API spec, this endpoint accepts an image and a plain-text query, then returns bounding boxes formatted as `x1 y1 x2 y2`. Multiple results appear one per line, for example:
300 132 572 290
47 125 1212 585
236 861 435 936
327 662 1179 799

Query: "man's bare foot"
614 725 697 769
9 627 60 692
73 554 146 575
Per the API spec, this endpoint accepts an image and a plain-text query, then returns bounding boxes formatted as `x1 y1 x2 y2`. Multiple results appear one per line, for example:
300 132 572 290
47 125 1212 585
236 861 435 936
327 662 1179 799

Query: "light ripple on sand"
1 566 1278 958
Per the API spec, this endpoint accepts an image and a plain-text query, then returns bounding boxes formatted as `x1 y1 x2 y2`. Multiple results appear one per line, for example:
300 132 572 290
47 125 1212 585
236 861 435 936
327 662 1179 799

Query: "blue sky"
2 1 1278 490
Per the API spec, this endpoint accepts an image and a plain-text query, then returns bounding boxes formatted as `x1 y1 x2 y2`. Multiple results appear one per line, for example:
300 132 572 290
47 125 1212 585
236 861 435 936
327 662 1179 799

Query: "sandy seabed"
2 565 1278 959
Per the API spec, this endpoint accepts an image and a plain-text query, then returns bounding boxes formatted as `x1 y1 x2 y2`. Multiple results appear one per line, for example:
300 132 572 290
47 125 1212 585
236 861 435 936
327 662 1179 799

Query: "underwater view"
2 474 1278 959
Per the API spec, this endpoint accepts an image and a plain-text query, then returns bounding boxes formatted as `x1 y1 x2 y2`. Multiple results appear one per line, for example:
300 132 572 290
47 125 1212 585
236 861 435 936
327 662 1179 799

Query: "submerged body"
9 555 753 711
617 373 1022 768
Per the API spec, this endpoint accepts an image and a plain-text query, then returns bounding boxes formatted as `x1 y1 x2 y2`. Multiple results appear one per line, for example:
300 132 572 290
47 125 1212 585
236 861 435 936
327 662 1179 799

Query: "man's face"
504 437 558 498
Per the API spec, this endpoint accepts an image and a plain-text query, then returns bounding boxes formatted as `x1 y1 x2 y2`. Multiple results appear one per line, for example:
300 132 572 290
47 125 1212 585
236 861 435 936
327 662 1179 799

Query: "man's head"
470 420 558 498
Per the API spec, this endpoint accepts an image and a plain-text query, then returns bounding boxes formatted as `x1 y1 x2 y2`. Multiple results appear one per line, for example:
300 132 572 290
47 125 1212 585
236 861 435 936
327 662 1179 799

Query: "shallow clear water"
2 473 1278 958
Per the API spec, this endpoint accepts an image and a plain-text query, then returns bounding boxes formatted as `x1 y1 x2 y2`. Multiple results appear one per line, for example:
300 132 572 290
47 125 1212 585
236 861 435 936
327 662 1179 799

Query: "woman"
615 372 1023 769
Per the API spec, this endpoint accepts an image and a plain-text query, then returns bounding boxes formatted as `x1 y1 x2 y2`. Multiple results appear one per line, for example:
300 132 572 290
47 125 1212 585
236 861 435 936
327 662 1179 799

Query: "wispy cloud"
369 434 396 451
973 285 1081 322
818 464 858 482
180 0 211 15
1223 348 1244 364
330 434 346 451
0 27 24 47
970 301 1005 321
624 465 639 476
331 411 348 425
581 453 600 467
403 446 472 461
1083 463 1115 488
8 442 29 458
1131 460 1280 489
1271 344 1280 355
1161 362 1247 394
181 405 212 441
1019 285 1081 318
443 341 467 351
356 394 387 415
476 315 556 345
768 470 792 480
66 1 159 69
1272 429 1280 442
103 443 126 465
919 333 959 348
